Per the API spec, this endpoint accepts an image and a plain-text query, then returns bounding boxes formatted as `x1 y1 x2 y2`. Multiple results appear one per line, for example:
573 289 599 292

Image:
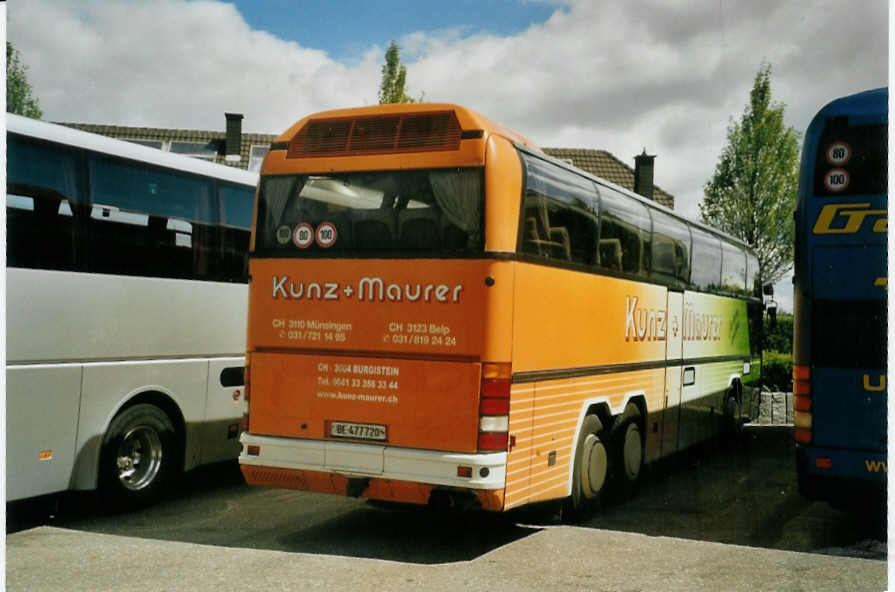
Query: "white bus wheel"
563 414 605 522
100 404 177 509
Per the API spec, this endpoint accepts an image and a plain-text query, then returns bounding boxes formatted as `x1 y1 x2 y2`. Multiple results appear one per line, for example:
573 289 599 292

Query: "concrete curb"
757 390 793 426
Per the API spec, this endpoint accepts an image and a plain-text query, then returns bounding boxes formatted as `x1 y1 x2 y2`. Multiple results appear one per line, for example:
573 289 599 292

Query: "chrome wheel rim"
116 425 163 491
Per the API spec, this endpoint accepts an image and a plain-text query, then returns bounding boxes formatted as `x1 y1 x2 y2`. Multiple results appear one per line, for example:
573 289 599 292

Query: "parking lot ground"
6 425 887 590
6 523 886 592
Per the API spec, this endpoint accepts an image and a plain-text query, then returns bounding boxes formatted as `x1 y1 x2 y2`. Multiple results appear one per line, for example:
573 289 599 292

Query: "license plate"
329 421 387 441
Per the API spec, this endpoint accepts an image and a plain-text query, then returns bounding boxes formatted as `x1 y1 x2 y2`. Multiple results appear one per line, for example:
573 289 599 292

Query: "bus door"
660 290 684 457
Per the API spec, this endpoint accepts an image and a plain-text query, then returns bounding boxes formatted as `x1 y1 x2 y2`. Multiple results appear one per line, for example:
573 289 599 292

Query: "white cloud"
8 0 887 222
402 0 887 215
8 0 380 133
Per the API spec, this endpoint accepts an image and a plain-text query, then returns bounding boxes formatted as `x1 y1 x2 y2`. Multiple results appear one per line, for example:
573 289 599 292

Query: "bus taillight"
478 363 511 452
793 365 812 443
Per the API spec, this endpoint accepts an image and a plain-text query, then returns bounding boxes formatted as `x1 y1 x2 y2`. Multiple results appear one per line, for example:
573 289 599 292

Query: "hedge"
763 350 793 392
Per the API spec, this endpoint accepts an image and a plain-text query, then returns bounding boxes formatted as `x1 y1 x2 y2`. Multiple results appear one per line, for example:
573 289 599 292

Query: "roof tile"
543 147 674 208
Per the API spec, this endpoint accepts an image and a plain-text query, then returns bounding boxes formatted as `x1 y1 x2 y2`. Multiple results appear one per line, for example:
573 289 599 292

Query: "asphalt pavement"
6 523 887 592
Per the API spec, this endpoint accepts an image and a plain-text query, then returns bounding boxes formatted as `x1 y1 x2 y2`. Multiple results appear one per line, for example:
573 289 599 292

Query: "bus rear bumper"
796 445 887 505
238 433 507 509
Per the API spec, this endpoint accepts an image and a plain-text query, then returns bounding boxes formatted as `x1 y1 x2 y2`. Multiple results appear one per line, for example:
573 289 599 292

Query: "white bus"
6 114 258 508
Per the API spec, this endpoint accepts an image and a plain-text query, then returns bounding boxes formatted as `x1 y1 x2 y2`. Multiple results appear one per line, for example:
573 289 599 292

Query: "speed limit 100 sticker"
823 168 850 192
826 142 851 165
293 223 314 248
315 221 338 248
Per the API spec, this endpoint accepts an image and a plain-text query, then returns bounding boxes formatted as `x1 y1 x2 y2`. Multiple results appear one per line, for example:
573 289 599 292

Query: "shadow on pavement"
574 426 886 560
8 428 884 562
274 503 541 564
15 459 540 565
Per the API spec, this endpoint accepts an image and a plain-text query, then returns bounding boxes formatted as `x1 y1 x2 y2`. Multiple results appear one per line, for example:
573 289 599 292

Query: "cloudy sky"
7 0 890 309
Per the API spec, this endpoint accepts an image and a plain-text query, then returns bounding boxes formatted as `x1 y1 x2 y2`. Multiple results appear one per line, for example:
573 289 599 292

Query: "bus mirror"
762 283 774 296
766 300 777 328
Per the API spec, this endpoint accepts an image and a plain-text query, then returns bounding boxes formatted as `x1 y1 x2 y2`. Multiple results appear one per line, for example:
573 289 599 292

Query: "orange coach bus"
238 103 764 518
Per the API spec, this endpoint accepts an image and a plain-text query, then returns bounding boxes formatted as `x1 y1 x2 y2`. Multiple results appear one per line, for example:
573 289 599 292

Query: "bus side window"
721 242 747 295
521 195 570 260
87 154 216 280
6 135 86 272
519 155 597 265
598 238 622 270
746 251 761 297
218 183 254 283
598 187 650 277
690 226 722 291
650 208 691 287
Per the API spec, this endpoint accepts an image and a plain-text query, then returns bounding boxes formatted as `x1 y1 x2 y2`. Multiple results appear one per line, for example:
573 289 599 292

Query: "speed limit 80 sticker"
826 142 851 165
292 223 314 248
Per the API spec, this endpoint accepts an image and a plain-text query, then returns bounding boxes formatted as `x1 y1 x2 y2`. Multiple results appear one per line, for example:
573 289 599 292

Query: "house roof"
57 123 674 209
58 122 276 171
542 147 674 208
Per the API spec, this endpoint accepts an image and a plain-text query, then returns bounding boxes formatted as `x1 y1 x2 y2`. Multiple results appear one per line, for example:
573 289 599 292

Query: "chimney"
224 113 244 163
633 148 655 201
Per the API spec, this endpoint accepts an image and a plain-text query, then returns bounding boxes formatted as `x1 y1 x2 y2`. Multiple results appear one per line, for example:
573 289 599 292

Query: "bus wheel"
100 404 177 510
563 414 606 522
613 403 643 496
724 391 744 440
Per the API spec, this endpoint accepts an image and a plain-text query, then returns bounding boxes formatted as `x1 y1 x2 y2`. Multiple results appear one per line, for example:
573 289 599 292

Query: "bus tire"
724 390 744 440
99 403 177 510
563 414 607 522
613 403 643 497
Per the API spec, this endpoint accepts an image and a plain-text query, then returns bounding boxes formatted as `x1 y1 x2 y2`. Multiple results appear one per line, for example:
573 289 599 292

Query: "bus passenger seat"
352 209 396 249
443 220 469 251
550 226 571 260
599 239 623 270
399 208 440 250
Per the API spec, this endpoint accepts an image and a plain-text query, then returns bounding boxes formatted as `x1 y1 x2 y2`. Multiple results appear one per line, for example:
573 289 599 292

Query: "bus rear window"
812 121 887 196
812 299 886 368
254 168 484 257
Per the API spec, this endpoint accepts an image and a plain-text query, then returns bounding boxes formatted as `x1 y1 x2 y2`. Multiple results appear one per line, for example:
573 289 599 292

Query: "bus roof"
7 113 259 187
273 103 755 255
811 87 887 122
275 102 542 153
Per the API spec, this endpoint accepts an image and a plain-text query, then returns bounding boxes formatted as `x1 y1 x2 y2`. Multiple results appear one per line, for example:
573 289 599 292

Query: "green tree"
378 40 416 104
7 42 43 119
699 63 800 284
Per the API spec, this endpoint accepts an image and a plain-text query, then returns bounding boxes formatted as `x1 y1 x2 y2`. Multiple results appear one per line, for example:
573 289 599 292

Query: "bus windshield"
254 167 484 257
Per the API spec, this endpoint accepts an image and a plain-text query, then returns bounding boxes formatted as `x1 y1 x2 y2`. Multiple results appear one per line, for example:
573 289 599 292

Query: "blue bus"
792 88 887 507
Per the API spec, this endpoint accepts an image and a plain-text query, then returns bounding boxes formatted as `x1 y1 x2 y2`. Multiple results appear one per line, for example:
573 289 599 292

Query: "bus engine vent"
287 111 462 158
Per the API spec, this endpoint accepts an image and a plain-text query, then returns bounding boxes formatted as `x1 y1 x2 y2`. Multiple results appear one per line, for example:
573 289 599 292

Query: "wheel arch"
110 390 187 459
564 392 649 500
71 387 187 491
618 393 647 429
